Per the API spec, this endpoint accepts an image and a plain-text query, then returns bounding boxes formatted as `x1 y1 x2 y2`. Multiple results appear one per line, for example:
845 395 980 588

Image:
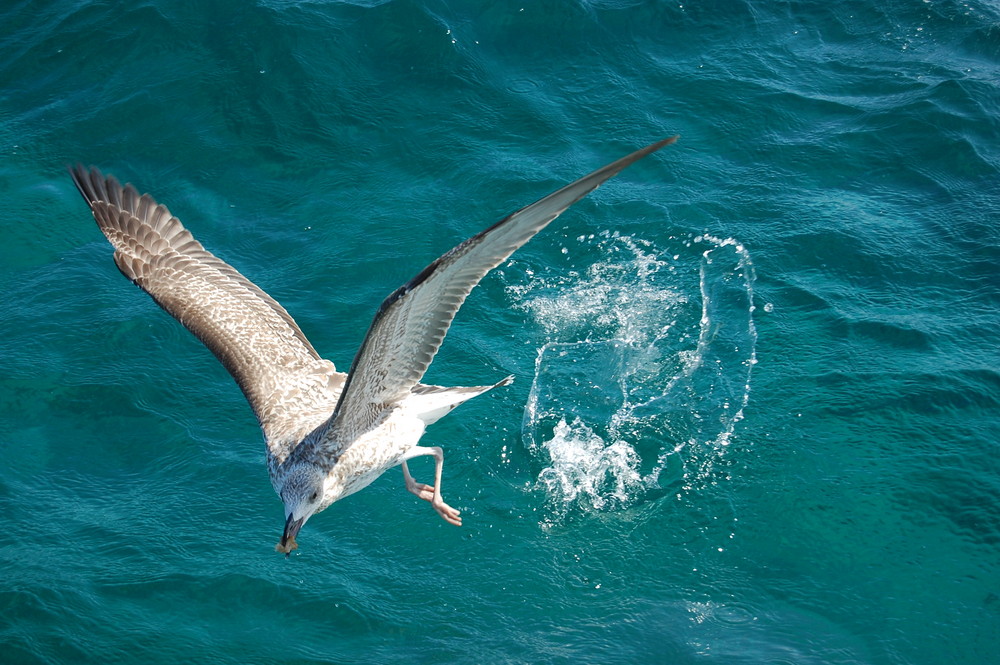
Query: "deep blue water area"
1 1 998 663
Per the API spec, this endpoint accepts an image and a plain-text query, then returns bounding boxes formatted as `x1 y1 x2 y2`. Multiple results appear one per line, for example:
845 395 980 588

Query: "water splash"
508 231 757 519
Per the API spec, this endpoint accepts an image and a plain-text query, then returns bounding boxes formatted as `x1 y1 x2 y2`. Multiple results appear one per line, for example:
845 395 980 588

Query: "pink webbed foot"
432 498 462 526
402 459 462 526
405 478 436 503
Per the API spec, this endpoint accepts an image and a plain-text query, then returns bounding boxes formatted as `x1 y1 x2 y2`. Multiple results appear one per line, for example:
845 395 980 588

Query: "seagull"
70 137 676 554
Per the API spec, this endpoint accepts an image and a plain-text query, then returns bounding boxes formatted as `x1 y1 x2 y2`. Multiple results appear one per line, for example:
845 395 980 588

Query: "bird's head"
275 462 326 556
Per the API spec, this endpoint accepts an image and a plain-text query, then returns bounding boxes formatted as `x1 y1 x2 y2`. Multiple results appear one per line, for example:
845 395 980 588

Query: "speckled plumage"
70 137 675 552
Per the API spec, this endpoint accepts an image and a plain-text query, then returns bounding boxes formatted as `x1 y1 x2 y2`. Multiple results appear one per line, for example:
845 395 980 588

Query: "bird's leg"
400 446 462 526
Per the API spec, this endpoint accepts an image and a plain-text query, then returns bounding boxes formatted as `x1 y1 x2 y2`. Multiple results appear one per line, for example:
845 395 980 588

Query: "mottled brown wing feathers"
70 165 336 452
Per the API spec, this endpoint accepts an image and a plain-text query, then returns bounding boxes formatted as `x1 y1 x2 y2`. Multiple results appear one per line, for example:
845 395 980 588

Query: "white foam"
509 232 757 519
534 417 642 511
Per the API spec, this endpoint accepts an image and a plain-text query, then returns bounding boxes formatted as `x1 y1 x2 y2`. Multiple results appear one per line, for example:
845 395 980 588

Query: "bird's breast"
322 410 426 503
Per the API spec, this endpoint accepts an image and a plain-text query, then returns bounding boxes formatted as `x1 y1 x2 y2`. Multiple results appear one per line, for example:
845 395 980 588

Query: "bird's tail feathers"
406 376 514 425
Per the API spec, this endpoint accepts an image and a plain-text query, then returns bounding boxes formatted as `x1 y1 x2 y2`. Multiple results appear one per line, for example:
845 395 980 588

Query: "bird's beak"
276 514 305 556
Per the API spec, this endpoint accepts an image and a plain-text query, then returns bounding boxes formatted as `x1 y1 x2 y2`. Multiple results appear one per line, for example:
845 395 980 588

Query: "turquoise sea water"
2 0 999 663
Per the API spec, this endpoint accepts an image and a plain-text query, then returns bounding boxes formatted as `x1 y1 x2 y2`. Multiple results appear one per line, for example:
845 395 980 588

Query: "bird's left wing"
308 137 677 453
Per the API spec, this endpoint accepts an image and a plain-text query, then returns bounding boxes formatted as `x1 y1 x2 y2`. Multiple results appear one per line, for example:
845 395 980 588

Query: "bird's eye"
310 492 319 502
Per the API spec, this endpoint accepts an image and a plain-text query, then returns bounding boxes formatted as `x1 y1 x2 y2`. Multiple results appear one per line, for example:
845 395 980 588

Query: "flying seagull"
70 137 676 554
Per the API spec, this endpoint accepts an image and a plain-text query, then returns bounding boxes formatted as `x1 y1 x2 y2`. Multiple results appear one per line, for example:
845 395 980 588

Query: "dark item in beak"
276 514 305 556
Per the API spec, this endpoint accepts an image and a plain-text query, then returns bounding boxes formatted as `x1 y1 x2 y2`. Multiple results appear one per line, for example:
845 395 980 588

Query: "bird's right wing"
70 166 344 457
303 137 677 460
